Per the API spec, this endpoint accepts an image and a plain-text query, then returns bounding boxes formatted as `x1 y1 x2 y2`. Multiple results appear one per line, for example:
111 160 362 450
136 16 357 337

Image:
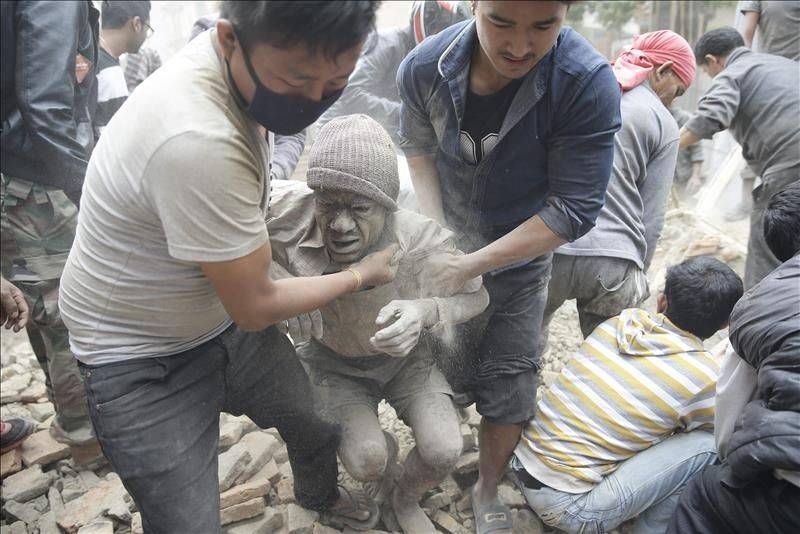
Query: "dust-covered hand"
277 309 324 343
370 299 437 357
1 277 29 333
424 252 476 296
350 244 401 288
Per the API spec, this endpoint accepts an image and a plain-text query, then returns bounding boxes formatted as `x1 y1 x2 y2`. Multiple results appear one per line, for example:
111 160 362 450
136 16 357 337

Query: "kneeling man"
512 256 743 534
268 115 489 533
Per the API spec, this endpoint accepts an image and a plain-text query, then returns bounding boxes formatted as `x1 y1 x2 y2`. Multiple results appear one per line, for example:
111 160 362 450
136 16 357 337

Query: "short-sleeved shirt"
266 181 483 357
94 47 129 139
739 0 800 61
60 31 272 365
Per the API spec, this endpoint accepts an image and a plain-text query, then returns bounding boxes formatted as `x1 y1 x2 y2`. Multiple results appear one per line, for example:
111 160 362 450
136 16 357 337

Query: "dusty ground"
0 205 748 533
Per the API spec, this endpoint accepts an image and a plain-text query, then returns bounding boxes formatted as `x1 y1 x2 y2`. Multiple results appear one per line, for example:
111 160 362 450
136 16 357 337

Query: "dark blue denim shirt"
397 21 621 250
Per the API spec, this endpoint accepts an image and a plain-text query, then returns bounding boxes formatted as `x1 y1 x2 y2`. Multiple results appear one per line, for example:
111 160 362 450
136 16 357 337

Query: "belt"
512 465 547 490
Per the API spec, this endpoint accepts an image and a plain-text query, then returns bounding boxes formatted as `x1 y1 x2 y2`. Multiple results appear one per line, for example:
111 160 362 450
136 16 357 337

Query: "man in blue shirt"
397 2 620 532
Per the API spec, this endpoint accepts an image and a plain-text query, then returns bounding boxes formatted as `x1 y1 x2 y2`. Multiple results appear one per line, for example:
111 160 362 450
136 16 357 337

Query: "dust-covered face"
314 190 388 264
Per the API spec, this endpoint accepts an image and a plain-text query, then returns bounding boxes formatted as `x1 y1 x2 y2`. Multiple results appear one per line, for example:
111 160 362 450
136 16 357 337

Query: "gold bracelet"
345 268 362 291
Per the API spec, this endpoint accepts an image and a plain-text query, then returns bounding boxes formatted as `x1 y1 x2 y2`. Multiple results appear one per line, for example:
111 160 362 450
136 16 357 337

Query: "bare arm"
407 154 447 226
740 11 759 48
201 242 397 332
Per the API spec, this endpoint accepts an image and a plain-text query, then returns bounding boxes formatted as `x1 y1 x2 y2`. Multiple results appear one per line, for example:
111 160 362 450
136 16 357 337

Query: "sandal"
323 485 381 531
472 497 513 534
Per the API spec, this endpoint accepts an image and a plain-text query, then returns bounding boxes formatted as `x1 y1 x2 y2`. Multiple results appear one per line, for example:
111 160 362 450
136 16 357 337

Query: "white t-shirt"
60 31 272 364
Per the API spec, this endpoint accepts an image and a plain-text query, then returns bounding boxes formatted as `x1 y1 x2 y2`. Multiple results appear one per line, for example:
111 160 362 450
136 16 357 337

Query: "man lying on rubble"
267 114 490 533
542 29 695 351
669 181 800 534
679 26 799 289
511 256 744 534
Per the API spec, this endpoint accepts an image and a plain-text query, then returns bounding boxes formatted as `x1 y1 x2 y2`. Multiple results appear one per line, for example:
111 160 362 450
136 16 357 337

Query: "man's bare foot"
391 485 436 533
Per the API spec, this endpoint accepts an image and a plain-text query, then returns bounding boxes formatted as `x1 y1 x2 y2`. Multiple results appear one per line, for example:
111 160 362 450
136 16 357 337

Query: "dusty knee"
417 432 462 473
341 439 388 481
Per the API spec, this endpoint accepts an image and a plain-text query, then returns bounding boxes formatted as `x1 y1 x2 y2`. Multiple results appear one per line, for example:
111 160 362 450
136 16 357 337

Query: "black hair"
219 1 380 59
101 1 151 29
694 27 744 64
664 256 743 339
763 181 800 262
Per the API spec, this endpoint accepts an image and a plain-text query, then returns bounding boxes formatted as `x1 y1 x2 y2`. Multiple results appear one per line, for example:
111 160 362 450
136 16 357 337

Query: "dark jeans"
433 255 550 425
79 325 340 534
667 462 800 534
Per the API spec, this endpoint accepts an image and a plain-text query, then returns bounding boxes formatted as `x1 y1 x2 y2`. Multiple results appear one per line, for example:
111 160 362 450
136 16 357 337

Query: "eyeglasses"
143 21 155 38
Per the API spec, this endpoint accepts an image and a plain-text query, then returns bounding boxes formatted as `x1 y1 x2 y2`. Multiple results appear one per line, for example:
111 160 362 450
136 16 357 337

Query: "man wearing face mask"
59 2 399 532
397 2 621 531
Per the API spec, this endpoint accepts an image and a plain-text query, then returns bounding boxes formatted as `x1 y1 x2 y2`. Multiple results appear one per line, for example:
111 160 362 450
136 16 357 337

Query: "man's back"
558 83 679 270
515 309 718 493
691 48 800 179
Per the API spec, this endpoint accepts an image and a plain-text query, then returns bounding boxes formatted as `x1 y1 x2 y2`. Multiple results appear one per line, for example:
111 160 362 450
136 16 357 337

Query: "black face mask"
231 39 344 135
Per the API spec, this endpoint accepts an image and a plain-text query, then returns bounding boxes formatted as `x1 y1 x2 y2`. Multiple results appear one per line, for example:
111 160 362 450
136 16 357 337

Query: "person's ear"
704 54 717 67
216 19 237 59
656 293 668 314
656 60 674 78
131 16 143 33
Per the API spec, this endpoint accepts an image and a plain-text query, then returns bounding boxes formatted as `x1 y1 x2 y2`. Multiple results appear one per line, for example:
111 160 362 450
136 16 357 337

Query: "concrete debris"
234 432 280 485
2 465 53 502
224 505 284 534
454 451 479 474
276 478 296 504
56 474 131 532
286 503 318 534
1 449 23 478
77 518 115 534
220 474 270 509
218 444 252 492
20 431 70 467
219 416 245 451
220 497 266 526
512 508 546 534
3 500 42 526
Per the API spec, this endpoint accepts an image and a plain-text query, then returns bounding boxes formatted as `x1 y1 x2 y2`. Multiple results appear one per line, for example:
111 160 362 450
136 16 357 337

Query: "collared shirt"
397 21 621 250
558 83 679 270
267 181 483 357
685 47 800 181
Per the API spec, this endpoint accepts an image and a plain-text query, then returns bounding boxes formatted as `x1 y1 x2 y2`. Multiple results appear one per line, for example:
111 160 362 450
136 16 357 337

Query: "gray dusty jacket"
685 47 800 182
725 255 800 488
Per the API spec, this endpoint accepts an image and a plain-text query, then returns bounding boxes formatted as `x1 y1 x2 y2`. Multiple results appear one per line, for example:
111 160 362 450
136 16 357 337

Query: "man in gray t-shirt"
541 30 692 346
58 3 398 532
680 27 799 289
738 0 800 61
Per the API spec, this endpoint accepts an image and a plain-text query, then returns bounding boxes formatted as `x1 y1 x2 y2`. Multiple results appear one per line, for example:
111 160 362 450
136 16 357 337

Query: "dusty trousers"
79 325 341 534
1 175 94 445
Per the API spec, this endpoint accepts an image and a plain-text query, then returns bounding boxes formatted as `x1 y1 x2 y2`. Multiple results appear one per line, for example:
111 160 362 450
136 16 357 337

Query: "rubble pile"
1 208 745 533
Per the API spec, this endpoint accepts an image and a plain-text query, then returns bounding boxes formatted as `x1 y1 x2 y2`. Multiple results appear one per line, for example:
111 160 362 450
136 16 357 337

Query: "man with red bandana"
541 30 697 350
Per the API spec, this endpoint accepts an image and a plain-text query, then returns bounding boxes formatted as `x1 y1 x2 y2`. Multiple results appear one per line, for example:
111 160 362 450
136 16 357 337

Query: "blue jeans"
513 431 716 534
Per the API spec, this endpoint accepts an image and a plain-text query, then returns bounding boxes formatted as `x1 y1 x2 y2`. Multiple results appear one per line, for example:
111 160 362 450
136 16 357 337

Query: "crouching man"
267 115 489 533
511 256 743 534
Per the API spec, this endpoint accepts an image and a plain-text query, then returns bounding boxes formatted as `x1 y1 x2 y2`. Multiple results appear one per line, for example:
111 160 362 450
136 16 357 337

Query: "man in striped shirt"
512 256 743 534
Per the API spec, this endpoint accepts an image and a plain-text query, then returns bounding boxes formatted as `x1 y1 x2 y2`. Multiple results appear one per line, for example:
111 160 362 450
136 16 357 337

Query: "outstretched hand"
1 277 29 332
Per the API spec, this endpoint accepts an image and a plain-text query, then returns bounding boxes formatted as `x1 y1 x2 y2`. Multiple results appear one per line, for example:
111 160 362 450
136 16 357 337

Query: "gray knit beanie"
307 114 399 210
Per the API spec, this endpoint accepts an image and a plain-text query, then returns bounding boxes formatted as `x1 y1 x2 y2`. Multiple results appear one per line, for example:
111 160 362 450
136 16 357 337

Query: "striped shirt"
515 308 718 493
94 47 129 139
